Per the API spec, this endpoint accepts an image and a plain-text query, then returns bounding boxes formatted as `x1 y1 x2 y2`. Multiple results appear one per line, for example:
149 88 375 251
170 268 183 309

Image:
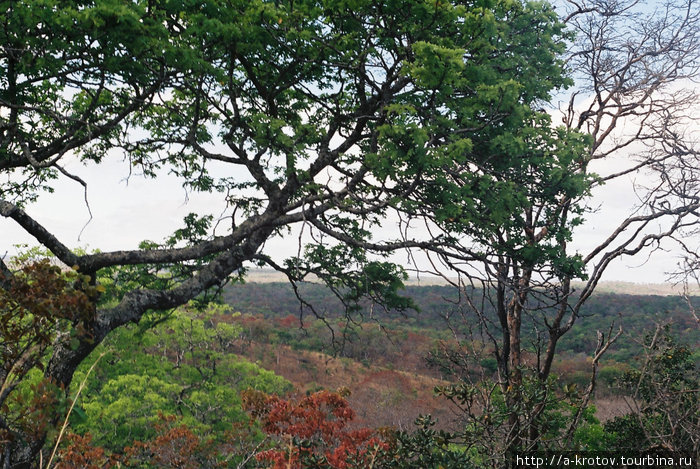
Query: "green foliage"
387 415 475 469
605 328 699 454
0 0 628 466
288 240 416 315
0 0 176 203
603 415 648 452
222 282 699 366
98 215 233 308
360 0 591 275
568 406 614 452
70 305 292 451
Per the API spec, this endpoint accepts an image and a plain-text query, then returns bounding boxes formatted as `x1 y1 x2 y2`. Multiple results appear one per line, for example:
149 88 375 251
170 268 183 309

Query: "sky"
3 0 696 287
0 146 687 286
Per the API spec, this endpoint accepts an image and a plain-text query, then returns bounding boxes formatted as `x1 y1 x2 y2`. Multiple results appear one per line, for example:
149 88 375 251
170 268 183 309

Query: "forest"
1 0 699 467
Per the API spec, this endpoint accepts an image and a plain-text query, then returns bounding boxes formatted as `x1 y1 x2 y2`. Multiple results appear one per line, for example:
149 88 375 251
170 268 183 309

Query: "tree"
412 0 700 464
242 389 387 469
242 390 475 469
0 0 576 465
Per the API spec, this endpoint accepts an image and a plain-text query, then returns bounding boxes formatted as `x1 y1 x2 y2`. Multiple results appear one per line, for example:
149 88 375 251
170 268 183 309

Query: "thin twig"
44 351 105 469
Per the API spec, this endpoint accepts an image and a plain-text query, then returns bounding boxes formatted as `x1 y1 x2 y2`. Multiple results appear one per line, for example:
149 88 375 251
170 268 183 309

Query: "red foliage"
243 390 388 469
54 433 119 469
123 414 222 468
277 314 301 329
0 260 94 372
53 413 269 468
0 260 96 456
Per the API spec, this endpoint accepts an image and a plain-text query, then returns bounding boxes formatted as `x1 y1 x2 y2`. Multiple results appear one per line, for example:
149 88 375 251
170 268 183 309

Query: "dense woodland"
1 0 700 467
222 281 699 362
52 283 698 467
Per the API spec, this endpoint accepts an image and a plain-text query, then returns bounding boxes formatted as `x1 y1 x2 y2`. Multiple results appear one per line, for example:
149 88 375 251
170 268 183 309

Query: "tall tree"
0 0 575 466
424 0 700 464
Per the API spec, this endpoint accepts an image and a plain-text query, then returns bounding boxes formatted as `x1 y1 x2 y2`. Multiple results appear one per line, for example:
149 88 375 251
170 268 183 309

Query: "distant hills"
242 267 699 295
223 274 699 364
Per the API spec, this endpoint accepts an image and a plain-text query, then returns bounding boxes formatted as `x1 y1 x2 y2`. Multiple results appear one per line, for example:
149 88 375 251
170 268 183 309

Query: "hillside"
222 280 699 363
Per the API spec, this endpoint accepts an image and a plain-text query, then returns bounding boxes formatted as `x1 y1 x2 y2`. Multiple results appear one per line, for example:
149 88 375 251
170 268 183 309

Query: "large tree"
0 0 577 466
422 0 700 464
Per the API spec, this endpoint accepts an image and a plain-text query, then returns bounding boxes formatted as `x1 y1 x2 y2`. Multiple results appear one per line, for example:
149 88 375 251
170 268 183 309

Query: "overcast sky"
0 145 686 286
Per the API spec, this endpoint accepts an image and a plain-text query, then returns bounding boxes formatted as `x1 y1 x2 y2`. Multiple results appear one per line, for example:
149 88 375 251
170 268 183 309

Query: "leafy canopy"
1 0 589 464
